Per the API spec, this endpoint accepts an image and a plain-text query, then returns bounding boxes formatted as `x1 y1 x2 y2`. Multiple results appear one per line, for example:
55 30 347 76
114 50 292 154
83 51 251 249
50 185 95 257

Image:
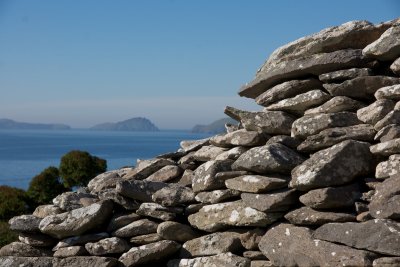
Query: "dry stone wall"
2 18 400 267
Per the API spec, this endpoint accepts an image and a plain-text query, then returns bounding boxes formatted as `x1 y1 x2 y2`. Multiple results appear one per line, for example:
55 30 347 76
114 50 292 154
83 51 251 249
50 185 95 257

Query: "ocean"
0 129 211 190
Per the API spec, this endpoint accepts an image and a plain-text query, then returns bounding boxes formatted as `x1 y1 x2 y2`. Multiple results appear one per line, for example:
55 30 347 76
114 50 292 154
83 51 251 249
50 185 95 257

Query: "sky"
0 0 399 129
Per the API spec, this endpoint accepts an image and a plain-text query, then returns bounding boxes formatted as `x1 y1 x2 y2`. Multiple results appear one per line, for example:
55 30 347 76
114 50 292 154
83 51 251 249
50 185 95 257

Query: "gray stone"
255 78 322 106
97 188 140 210
167 252 250 267
185 203 205 215
299 183 361 209
53 191 97 211
136 202 181 221
116 179 168 202
53 232 109 250
53 246 88 257
9 215 41 233
370 138 400 156
119 240 181 267
369 175 400 219
239 49 371 98
192 145 229 161
225 175 288 193
305 96 366 115
232 143 305 174
264 89 331 114
180 232 242 257
152 184 195 206
18 232 57 247
123 158 175 180
297 124 376 152
375 84 400 101
191 160 232 192
265 135 301 149
130 233 163 245
241 188 299 212
375 110 400 131
145 165 183 182
319 67 373 82
0 257 54 267
290 140 373 191
215 146 249 161
323 76 400 99
195 189 241 204
391 57 400 75
210 129 266 148
285 207 356 225
33 205 63 218
156 150 187 160
373 257 400 267
215 170 250 179
188 201 282 232
237 228 266 250
357 99 395 124
250 260 274 267
173 169 194 187
375 124 400 142
243 251 267 260
224 106 296 135
157 221 199 243
314 219 400 256
87 170 123 193
180 138 210 152
363 25 400 61
112 219 158 238
54 256 120 267
0 242 52 257
85 237 131 256
39 200 113 239
376 154 400 179
291 112 361 139
259 223 376 267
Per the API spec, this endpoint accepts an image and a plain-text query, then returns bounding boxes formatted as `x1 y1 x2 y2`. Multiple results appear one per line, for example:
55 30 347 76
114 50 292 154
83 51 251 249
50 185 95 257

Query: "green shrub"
0 221 17 248
0 186 29 221
59 150 107 188
27 166 66 207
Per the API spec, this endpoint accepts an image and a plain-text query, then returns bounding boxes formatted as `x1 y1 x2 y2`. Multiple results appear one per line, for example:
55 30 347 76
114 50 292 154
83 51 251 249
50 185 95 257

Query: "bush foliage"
0 185 29 221
0 221 17 248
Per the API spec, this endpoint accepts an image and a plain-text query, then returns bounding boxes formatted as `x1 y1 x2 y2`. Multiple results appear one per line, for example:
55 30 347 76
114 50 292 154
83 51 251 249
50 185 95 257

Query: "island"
0 119 71 130
191 117 238 134
90 117 159 131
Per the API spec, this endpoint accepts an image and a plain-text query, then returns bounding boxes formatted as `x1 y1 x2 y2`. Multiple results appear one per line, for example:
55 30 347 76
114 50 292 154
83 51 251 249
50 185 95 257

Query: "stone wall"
2 18 400 267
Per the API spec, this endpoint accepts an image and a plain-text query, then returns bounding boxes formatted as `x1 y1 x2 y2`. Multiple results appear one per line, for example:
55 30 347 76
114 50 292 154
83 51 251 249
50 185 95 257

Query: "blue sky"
0 0 399 129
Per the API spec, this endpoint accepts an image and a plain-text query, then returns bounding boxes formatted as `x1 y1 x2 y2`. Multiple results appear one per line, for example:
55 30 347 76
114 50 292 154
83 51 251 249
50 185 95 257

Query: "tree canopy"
26 166 66 206
59 150 107 188
0 185 29 221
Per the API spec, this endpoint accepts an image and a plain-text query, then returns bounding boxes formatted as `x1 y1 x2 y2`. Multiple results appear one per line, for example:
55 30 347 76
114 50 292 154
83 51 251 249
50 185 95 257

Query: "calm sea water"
0 129 211 190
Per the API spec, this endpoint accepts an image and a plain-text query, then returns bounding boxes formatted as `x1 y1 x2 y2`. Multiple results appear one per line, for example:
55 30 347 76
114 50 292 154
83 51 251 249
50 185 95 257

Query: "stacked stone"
2 18 400 267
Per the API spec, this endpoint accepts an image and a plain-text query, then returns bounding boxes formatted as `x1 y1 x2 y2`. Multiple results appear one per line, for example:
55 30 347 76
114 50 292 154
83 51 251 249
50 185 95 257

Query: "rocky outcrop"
3 18 400 266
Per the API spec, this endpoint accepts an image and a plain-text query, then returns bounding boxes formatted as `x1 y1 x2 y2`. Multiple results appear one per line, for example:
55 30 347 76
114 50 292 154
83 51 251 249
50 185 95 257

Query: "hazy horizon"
1 0 399 129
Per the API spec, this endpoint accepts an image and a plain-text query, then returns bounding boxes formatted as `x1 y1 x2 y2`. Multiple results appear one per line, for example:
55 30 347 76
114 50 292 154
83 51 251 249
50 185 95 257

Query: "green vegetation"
0 186 30 221
0 221 17 247
27 166 66 207
59 150 107 188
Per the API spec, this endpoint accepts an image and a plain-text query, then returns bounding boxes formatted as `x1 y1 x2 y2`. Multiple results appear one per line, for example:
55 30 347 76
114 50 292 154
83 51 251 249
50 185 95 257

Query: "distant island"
191 117 238 134
90 117 159 131
0 119 71 130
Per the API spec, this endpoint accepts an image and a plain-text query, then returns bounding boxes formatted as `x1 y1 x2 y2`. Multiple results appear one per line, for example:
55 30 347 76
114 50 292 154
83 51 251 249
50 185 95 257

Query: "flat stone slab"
112 219 158 238
369 175 400 219
9 215 42 233
188 201 282 232
195 189 241 204
87 170 123 193
152 184 195 206
53 232 109 250
375 110 400 131
314 219 400 256
291 112 361 139
291 140 373 191
157 221 199 243
232 143 305 174
255 78 322 106
192 145 229 161
375 84 400 101
370 138 400 156
119 240 181 267
39 200 113 239
284 207 356 225
136 202 181 221
318 67 372 83
116 180 168 202
376 154 400 179
259 223 376 267
18 232 57 247
357 99 395 125
225 106 296 135
167 252 250 267
145 165 182 182
53 246 88 257
123 158 175 180
241 188 299 212
225 175 288 193
264 89 331 114
391 57 400 75
375 124 400 142
85 237 131 256
304 96 365 115
191 160 232 192
210 129 266 148
130 233 163 245
363 25 400 61
297 124 376 152
0 242 52 257
299 183 361 209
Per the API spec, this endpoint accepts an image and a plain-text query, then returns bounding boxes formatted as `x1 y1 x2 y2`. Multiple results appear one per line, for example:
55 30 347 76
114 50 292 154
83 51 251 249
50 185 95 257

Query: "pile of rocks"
2 18 400 267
